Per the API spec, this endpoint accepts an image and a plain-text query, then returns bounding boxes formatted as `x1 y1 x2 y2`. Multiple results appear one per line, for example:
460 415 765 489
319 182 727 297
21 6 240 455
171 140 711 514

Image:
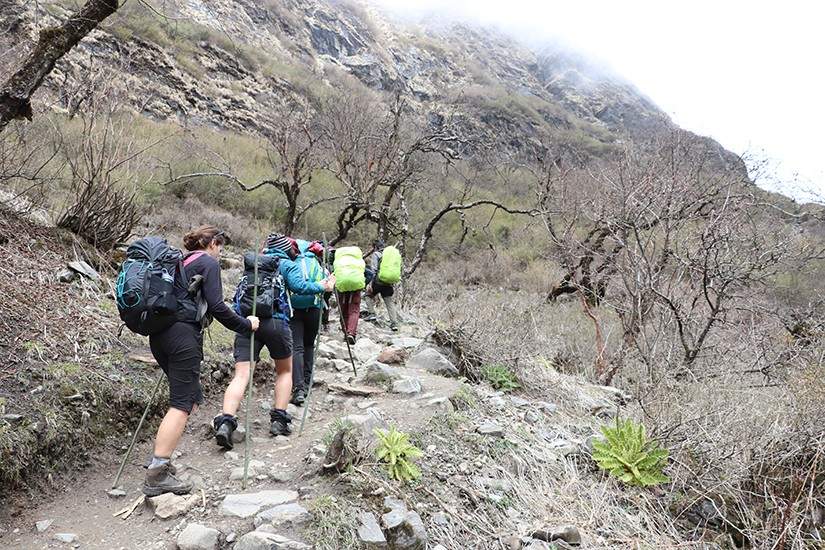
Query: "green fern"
591 417 669 488
373 425 423 483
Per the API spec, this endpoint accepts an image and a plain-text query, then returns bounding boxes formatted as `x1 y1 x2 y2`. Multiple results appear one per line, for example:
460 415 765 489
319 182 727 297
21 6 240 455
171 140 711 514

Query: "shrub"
482 363 521 393
592 417 669 488
373 425 422 483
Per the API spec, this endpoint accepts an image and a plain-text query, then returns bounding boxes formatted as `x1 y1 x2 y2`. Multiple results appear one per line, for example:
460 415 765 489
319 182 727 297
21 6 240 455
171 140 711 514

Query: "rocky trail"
0 317 469 550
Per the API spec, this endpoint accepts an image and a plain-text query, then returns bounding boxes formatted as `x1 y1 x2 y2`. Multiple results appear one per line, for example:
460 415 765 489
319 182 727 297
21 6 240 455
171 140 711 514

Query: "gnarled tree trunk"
0 0 119 133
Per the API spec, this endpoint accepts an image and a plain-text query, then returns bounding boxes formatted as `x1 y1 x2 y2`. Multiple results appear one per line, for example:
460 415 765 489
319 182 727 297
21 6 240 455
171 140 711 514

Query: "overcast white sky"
372 0 823 202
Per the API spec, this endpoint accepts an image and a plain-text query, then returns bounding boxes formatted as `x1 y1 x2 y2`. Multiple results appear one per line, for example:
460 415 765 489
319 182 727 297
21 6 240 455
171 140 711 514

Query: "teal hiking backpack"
333 246 366 292
377 245 402 284
291 239 324 309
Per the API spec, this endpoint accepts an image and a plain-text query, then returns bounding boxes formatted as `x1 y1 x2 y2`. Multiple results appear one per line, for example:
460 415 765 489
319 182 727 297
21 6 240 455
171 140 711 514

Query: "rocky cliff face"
2 0 704 161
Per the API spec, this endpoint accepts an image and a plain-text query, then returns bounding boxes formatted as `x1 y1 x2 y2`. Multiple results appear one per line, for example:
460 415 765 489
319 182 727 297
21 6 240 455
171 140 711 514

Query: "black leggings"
290 307 321 391
149 322 203 413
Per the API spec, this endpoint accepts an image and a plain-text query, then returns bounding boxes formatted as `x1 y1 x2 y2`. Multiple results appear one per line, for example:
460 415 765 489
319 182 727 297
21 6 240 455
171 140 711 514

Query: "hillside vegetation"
2 0 825 548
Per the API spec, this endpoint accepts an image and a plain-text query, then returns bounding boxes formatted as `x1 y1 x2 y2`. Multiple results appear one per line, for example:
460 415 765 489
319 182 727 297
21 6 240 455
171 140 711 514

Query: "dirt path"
1 321 459 549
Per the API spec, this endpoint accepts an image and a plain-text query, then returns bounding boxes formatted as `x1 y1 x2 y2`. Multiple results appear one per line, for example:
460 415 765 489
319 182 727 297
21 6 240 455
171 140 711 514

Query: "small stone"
477 421 505 437
177 523 220 550
2 414 24 425
502 535 521 550
106 489 127 498
35 519 53 533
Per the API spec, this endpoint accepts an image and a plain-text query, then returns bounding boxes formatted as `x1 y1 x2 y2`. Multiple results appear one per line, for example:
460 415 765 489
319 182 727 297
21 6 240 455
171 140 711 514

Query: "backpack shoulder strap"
183 251 206 268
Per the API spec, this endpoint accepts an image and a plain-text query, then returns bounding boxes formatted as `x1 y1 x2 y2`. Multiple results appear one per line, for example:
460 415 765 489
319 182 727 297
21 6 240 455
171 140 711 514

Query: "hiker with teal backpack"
364 239 402 331
213 233 335 447
138 226 260 496
286 238 328 406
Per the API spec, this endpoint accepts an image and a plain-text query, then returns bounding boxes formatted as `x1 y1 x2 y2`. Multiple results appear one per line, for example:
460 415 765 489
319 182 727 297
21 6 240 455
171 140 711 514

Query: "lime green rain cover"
333 246 366 291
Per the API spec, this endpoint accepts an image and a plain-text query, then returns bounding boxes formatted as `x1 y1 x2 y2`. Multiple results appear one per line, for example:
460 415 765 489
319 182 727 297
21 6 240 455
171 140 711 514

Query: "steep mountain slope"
3 0 727 165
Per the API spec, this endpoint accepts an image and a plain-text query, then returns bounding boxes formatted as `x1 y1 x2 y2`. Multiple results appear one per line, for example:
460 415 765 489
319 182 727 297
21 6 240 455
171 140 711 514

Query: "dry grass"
403 250 825 547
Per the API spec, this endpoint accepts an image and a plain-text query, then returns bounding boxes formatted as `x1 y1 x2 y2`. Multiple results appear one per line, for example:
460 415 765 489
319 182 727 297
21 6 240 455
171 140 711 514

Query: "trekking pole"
299 236 329 436
112 370 164 489
242 250 260 490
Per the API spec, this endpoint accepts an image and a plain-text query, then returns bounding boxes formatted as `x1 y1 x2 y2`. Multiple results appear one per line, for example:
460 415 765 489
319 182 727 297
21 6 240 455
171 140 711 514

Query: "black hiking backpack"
233 252 287 318
116 237 189 336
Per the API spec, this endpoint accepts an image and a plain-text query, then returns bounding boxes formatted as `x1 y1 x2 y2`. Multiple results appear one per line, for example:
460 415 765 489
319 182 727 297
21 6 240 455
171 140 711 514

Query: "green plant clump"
373 425 423 483
591 417 669 488
482 363 521 392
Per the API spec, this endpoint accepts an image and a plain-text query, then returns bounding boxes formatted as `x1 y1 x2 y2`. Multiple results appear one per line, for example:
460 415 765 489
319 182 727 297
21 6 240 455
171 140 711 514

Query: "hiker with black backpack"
140 226 260 497
364 239 401 331
213 232 335 447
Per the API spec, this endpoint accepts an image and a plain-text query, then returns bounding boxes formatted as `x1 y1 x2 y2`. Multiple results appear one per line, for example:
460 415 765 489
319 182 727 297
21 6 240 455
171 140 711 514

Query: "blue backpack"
290 240 324 310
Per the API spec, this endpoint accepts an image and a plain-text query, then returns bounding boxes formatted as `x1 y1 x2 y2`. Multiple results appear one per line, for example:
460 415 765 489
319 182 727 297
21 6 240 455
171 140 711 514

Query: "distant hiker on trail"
333 245 366 345
144 226 260 497
213 233 334 447
364 239 401 331
310 241 334 333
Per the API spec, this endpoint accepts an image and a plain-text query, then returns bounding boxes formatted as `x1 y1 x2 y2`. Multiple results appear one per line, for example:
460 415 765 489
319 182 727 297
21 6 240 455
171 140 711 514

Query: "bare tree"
537 127 792 382
319 84 463 245
156 100 340 235
56 63 175 249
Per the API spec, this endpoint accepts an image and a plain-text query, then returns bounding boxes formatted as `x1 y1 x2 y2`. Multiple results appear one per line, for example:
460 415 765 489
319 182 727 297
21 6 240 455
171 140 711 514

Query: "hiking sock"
148 456 171 470
270 408 291 422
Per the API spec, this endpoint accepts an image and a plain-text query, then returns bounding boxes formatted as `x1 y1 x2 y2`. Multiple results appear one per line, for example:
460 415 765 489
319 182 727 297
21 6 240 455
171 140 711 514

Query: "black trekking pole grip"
242 250 260 490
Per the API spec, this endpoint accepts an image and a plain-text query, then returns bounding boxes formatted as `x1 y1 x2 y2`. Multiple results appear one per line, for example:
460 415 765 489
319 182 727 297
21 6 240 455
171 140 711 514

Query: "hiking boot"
213 414 238 450
346 334 356 345
322 323 331 333
290 388 306 406
142 463 193 496
269 409 292 436
390 323 399 332
365 313 377 323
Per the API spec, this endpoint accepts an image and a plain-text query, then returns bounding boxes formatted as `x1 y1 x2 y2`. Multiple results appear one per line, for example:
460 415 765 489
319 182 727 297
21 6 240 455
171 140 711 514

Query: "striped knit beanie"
265 232 292 253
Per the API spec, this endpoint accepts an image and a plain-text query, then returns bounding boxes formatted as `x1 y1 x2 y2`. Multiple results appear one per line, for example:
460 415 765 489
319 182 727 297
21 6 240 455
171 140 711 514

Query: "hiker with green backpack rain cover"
365 239 401 331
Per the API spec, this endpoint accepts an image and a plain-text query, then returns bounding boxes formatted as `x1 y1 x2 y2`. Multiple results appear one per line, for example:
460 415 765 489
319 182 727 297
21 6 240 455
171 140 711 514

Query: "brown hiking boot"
142 463 193 496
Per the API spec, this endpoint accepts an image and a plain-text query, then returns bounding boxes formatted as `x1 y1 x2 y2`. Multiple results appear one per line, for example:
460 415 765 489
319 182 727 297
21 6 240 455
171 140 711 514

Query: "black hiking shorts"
369 279 394 297
149 322 204 413
233 316 293 362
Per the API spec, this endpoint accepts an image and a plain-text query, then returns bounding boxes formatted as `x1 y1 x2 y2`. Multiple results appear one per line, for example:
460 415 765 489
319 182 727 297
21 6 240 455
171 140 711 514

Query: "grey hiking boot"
365 313 377 323
142 463 193 496
390 323 399 332
213 414 238 450
269 409 293 436
346 334 356 345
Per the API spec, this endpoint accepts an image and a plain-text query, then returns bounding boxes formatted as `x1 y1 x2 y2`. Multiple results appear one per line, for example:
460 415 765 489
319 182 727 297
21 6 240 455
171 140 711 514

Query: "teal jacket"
265 243 325 315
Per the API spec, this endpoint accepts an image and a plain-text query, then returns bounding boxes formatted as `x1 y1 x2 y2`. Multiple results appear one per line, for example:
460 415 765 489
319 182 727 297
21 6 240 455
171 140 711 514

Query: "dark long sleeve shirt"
180 252 252 335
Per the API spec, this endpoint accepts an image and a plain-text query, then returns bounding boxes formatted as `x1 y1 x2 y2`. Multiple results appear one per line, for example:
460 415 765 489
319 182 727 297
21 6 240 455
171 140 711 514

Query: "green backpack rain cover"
377 245 402 284
333 246 365 292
